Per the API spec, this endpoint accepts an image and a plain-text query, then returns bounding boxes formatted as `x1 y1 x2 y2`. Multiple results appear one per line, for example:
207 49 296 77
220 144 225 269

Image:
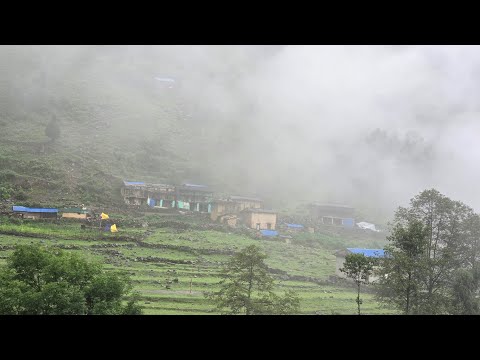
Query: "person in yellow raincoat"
110 224 118 233
100 212 110 231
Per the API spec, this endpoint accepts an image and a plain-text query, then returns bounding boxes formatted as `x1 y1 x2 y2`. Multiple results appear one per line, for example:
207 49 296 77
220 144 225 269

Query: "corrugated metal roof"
346 248 385 258
286 223 304 228
13 206 58 213
260 230 279 237
124 181 145 186
178 184 212 193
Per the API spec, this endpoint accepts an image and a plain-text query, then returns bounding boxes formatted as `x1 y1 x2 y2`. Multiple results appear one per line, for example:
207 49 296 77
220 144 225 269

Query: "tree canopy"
376 188 480 314
376 220 428 314
206 245 300 315
0 244 142 315
340 253 374 315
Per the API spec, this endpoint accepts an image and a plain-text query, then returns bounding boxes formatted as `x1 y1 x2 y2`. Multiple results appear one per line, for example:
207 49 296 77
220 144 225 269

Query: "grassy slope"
0 214 395 315
0 46 198 207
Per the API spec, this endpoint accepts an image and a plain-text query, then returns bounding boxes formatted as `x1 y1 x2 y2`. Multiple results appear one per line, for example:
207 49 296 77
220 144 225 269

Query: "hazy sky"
3 45 480 220
169 45 480 217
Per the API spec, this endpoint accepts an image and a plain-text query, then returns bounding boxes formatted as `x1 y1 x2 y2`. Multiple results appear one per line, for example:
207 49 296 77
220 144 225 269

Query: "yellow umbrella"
101 212 109 220
110 224 118 233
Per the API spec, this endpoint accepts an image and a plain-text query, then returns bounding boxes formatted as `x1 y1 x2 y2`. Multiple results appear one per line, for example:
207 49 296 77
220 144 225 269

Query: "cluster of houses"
120 181 359 234
121 180 279 233
121 181 389 282
6 181 385 283
8 183 366 235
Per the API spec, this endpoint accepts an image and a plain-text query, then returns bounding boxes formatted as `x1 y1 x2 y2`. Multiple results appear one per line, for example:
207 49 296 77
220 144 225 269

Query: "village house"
241 208 277 230
335 248 385 283
121 181 213 212
210 195 263 223
60 207 91 220
217 214 240 227
12 206 58 220
308 203 355 228
121 181 176 208
175 184 213 213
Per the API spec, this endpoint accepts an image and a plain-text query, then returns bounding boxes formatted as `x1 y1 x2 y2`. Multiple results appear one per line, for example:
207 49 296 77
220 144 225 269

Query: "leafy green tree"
450 268 480 315
377 188 480 314
252 289 301 315
340 253 373 315
400 190 474 314
376 220 428 314
45 117 60 142
448 213 480 314
458 214 480 272
206 245 300 315
0 244 142 315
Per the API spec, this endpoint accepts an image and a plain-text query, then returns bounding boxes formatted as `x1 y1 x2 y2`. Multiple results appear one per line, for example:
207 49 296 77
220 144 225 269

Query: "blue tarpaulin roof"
12 206 58 213
347 248 385 258
286 223 304 228
260 230 279 237
124 181 145 186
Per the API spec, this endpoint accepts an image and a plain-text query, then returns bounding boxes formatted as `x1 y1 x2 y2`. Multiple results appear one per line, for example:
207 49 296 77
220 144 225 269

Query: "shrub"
0 185 13 200
14 189 28 201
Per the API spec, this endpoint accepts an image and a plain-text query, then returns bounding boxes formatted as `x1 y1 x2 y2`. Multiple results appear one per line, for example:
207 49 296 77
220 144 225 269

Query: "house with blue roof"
121 181 176 207
308 203 355 228
121 181 214 213
12 206 58 220
335 248 386 283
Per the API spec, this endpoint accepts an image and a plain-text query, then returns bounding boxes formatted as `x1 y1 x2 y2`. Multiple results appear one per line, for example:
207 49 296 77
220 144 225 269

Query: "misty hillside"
0 45 299 209
0 46 242 207
2 45 480 222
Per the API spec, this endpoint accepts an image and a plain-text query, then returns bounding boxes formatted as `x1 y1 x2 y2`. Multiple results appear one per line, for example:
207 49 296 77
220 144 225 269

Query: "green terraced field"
0 215 396 315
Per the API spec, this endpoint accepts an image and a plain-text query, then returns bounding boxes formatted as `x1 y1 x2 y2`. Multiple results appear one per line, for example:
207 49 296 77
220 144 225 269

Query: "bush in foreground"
0 244 142 315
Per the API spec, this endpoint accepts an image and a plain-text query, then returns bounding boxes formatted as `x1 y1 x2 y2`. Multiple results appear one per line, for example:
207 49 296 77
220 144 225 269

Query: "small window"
267 223 272 230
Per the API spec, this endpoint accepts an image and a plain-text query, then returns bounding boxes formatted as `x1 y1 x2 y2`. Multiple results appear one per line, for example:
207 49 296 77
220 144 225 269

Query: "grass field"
0 214 397 315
